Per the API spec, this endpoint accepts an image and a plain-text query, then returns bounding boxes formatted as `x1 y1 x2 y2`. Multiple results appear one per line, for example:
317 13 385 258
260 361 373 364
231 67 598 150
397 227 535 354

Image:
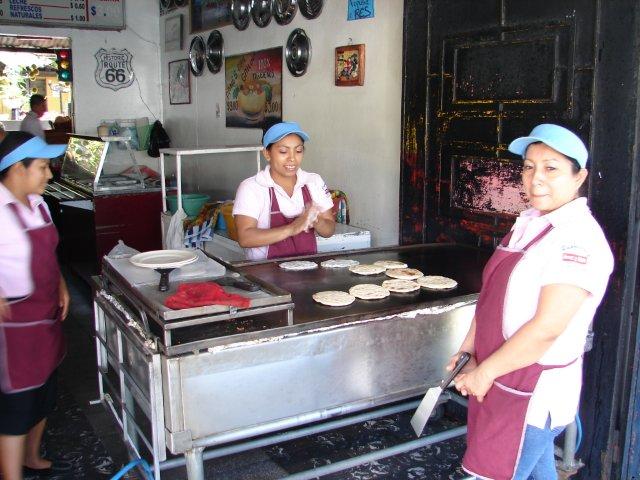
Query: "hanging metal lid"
272 0 298 25
298 0 323 19
206 30 224 74
251 0 273 28
174 0 188 6
160 0 173 9
285 28 311 77
189 36 206 76
231 0 251 30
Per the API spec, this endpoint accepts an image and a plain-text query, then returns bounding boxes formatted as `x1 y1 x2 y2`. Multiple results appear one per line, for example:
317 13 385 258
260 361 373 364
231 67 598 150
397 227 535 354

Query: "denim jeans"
512 418 566 480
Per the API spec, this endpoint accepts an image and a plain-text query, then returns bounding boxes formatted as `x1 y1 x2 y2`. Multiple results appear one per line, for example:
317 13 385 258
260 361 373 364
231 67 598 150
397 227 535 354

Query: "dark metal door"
401 0 596 247
401 1 640 479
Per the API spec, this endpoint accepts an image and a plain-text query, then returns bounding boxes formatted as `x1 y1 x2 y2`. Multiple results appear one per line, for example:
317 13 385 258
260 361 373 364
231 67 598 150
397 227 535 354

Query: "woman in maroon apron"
0 132 69 480
233 122 336 260
448 125 613 479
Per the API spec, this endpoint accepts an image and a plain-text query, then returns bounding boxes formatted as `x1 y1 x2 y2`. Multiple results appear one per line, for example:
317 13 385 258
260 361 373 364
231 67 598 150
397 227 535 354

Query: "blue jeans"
512 419 566 480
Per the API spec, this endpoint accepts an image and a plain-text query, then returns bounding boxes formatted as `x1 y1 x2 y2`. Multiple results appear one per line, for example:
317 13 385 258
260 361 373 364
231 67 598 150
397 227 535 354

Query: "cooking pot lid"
231 0 251 30
273 0 297 25
298 0 323 19
206 30 224 74
285 28 311 77
251 0 272 28
189 35 206 76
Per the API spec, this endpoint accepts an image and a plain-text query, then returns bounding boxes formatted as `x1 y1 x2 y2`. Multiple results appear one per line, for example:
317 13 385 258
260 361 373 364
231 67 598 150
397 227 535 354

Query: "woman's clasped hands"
446 352 495 403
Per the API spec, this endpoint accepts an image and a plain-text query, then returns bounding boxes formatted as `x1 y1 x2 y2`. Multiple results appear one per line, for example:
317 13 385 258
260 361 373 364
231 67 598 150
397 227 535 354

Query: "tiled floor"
33 271 470 480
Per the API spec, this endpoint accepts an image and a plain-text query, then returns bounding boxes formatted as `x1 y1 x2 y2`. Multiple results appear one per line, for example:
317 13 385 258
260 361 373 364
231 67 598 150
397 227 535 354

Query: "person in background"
233 121 336 260
20 94 47 140
0 132 71 480
448 124 613 479
0 122 6 142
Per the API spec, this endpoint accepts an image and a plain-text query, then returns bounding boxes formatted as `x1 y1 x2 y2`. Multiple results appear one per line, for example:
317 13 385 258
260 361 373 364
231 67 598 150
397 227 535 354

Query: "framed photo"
168 59 191 105
335 44 365 86
165 14 183 52
190 0 232 33
225 47 283 129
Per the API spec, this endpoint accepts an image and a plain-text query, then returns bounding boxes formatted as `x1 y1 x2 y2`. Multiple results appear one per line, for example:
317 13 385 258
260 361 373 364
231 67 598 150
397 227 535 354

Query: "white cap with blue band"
0 136 67 172
508 123 589 168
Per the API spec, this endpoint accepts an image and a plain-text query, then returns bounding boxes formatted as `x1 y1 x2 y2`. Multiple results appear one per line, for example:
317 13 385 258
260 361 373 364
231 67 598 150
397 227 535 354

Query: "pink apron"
267 185 317 259
462 225 574 479
0 203 66 394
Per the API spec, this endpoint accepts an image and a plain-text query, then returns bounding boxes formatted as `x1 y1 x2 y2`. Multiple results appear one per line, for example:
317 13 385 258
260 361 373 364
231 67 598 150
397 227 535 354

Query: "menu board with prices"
0 0 125 30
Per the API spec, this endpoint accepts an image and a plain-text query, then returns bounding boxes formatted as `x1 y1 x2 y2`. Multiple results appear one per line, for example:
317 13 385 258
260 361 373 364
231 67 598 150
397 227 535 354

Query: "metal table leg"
185 447 205 480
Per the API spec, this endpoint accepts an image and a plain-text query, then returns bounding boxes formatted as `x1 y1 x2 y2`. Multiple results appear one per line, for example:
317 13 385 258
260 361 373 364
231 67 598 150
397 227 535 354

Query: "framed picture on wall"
168 59 191 105
190 0 232 33
165 14 183 52
335 44 365 86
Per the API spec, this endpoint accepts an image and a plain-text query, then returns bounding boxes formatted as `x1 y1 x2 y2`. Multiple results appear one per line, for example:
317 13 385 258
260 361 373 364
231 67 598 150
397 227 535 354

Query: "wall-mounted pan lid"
174 0 188 6
272 0 297 25
206 30 224 74
189 35 206 76
285 28 311 77
231 0 251 30
298 0 323 19
160 0 173 9
251 0 273 28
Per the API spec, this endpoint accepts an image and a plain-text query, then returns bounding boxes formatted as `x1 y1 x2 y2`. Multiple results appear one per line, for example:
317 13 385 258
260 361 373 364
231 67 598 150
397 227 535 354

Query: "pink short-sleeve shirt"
0 182 53 299
232 166 334 260
503 197 614 428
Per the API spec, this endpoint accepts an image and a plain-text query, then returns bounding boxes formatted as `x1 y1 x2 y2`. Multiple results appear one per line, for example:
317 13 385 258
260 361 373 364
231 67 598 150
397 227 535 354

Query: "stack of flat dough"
349 284 390 300
385 268 424 280
373 260 408 269
279 260 318 271
312 290 356 306
348 264 386 275
321 259 360 268
382 279 421 293
416 275 458 290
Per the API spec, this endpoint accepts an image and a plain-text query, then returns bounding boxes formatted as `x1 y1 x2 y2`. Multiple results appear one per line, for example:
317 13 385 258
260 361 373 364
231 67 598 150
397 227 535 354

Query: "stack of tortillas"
385 268 424 280
321 259 360 268
349 284 390 300
348 264 386 275
416 275 458 290
312 290 356 306
382 279 420 293
373 260 408 270
279 260 318 271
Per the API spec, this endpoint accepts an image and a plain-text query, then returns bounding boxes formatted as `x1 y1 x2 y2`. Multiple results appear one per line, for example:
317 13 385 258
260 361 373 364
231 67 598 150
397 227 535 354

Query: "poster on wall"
190 0 232 33
225 47 282 130
0 0 125 30
347 0 375 20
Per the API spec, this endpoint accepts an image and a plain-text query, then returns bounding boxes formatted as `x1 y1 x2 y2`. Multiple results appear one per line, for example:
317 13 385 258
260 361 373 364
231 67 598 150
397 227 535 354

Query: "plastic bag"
166 209 187 250
107 240 140 259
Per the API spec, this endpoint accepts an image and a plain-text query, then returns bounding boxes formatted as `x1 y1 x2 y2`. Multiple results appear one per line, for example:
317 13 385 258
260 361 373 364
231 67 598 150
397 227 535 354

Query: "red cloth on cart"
164 282 251 310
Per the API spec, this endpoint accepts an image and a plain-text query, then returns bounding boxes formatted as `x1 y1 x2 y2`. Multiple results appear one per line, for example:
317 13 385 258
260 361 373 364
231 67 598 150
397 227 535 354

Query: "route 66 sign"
95 48 135 91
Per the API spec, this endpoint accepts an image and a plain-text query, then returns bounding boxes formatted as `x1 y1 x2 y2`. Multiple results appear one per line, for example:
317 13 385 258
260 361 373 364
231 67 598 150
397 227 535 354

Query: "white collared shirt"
20 111 45 139
502 197 613 428
0 182 52 298
232 166 334 260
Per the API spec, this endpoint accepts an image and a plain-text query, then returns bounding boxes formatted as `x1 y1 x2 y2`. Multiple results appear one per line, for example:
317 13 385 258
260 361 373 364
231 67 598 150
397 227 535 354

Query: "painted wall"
161 0 403 246
0 0 162 168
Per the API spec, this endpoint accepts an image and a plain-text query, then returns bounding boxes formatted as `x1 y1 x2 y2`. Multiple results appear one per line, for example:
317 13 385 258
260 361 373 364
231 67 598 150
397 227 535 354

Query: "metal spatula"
410 351 471 436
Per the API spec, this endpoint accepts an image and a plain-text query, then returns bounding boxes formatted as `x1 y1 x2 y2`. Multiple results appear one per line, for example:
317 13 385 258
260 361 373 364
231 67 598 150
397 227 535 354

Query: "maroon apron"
267 184 318 259
0 203 66 394
462 224 574 480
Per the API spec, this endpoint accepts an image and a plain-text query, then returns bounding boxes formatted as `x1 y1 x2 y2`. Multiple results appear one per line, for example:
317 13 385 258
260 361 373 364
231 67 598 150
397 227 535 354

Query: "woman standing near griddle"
0 132 70 480
448 124 613 479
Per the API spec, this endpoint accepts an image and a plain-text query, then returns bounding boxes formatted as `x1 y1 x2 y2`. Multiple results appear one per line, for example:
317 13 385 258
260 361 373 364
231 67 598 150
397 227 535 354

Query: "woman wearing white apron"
449 124 614 479
0 132 70 480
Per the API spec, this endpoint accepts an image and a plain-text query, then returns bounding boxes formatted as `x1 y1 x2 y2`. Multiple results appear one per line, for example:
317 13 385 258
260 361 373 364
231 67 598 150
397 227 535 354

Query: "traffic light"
55 49 72 82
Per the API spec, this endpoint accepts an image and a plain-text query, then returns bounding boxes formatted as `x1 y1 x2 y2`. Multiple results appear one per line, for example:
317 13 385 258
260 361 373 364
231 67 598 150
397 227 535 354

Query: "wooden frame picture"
168 59 191 105
335 44 365 86
165 14 183 52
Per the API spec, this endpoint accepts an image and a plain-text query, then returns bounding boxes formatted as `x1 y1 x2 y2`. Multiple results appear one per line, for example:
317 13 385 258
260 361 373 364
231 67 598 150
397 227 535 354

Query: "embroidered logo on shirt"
561 245 589 264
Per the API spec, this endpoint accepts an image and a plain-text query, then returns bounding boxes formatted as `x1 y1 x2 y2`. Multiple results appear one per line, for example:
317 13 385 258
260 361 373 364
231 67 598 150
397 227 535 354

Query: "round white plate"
130 250 198 269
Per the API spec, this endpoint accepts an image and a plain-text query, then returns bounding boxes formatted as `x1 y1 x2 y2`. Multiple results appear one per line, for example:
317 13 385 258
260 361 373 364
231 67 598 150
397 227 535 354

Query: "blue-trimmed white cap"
262 121 309 148
508 124 588 168
0 133 67 172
